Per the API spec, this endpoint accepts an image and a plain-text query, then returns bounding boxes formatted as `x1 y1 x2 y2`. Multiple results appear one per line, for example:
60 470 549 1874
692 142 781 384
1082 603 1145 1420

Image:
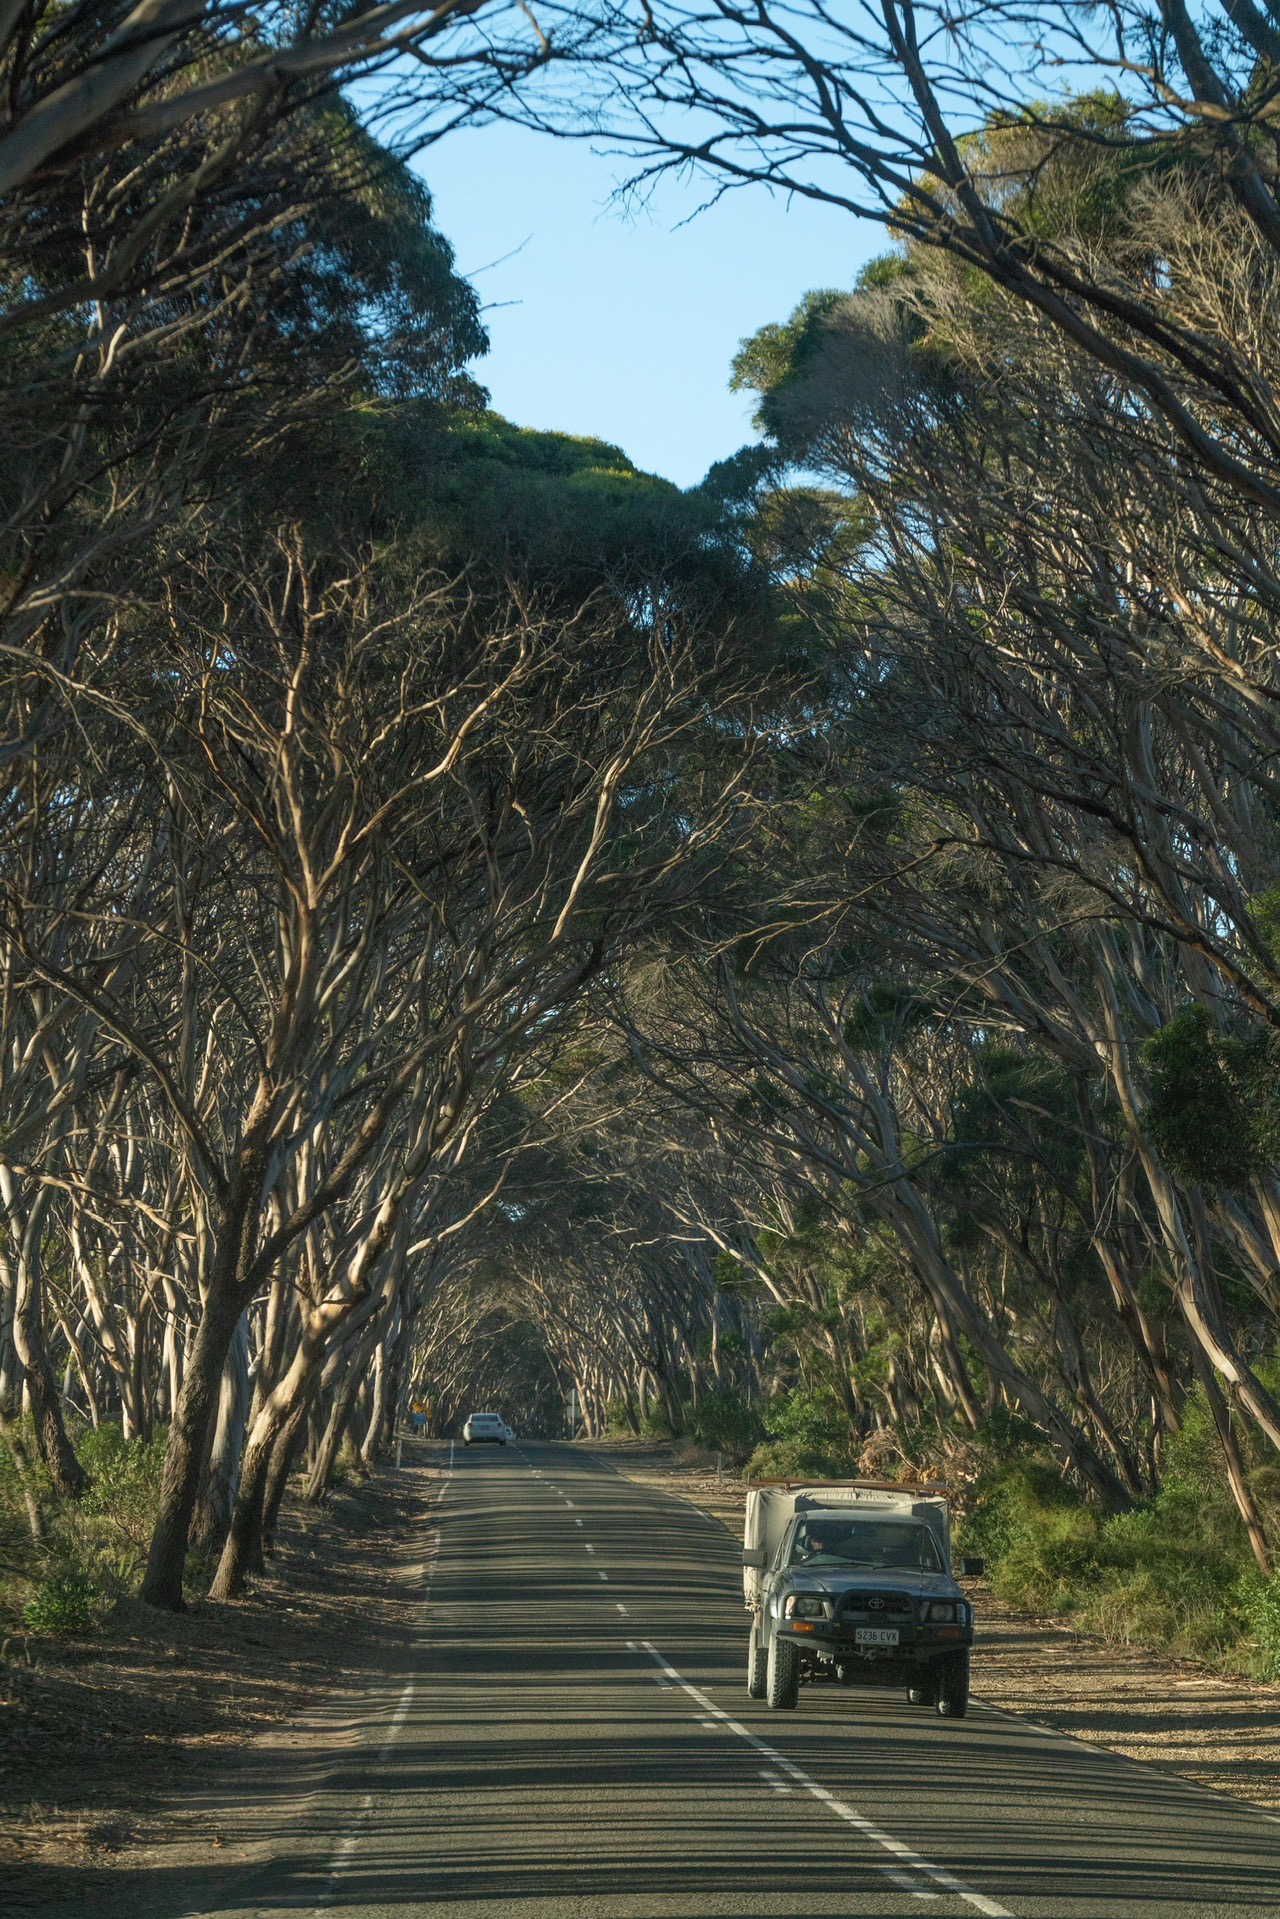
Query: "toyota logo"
868 1598 885 1611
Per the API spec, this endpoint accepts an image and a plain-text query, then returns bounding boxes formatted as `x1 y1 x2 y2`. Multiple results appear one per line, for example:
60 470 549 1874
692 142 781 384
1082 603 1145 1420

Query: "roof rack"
746 1476 948 1495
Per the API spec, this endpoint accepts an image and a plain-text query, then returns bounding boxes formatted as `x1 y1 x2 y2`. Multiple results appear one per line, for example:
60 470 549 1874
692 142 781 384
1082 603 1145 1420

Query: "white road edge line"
377 1679 416 1763
638 1642 1013 1919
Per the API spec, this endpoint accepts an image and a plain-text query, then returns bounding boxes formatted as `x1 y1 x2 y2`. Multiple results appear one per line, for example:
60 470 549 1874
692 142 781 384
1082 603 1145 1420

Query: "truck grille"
836 1591 915 1621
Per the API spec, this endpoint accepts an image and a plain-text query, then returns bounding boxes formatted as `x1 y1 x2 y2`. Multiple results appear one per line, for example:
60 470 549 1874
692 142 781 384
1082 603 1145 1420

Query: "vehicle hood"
780 1567 961 1601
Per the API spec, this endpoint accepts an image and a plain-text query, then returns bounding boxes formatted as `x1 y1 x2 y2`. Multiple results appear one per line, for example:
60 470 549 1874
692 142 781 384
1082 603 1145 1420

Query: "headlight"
785 1593 826 1620
926 1601 957 1623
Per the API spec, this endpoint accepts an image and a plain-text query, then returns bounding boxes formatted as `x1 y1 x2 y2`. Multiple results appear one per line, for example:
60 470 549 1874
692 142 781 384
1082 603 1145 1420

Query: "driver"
796 1520 853 1560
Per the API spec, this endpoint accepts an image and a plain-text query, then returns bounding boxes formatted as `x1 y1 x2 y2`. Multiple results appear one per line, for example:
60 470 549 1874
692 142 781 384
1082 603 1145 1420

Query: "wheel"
766 1631 800 1710
906 1685 930 1705
934 1651 970 1718
747 1619 768 1700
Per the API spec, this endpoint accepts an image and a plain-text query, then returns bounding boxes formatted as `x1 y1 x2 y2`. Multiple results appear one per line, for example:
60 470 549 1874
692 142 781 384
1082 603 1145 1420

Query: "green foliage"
959 1391 1280 1673
745 1385 856 1478
843 983 935 1050
959 1460 1102 1610
688 1387 763 1462
1143 1005 1280 1187
730 290 847 426
23 1569 103 1636
1237 1573 1280 1681
80 1426 165 1541
1248 884 1280 968
0 1422 172 1629
402 412 728 585
640 1406 674 1442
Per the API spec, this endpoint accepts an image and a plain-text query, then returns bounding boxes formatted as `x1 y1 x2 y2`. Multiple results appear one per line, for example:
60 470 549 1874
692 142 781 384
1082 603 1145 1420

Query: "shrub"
68 1423 168 1587
23 1569 103 1635
80 1425 166 1550
959 1459 1100 1612
957 1388 1280 1671
745 1385 856 1479
1237 1573 1280 1681
688 1387 763 1462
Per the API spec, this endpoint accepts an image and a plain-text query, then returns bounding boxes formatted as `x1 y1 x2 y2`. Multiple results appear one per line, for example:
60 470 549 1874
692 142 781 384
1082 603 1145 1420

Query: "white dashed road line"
639 1642 1013 1919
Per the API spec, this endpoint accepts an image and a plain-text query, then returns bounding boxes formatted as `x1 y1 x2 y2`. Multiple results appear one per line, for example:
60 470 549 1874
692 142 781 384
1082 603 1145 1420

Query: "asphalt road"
163 1439 1280 1919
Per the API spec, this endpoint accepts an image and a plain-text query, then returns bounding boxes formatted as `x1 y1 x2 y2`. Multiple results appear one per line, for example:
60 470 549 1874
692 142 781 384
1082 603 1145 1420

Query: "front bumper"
777 1620 971 1664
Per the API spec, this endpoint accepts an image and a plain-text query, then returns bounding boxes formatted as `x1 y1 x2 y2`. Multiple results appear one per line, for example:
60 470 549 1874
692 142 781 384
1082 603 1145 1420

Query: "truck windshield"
788 1517 941 1572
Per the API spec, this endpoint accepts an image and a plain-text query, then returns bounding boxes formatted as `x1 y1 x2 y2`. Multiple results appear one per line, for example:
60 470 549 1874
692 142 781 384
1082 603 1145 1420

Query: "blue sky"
415 124 881 489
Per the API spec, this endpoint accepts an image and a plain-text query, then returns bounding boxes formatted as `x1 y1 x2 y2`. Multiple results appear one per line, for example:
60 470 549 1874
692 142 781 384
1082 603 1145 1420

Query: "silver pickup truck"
742 1478 983 1718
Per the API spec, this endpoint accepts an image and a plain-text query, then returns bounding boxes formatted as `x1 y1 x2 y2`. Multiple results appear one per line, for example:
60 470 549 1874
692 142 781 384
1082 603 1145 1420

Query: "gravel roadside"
582 1436 1280 1815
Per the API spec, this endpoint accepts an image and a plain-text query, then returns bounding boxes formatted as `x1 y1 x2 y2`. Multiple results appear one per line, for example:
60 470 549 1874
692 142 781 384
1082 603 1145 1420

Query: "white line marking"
377 1679 416 1761
759 1767 792 1794
638 1642 1013 1918
584 1543 595 1554
598 1570 609 1581
575 1518 584 1527
564 1499 575 1508
616 1602 629 1615
878 1864 942 1899
318 1788 375 1904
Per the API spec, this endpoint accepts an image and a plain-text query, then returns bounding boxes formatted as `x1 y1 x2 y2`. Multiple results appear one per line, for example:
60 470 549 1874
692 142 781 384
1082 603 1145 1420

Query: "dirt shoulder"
0 1458 433 1913
583 1437 1280 1815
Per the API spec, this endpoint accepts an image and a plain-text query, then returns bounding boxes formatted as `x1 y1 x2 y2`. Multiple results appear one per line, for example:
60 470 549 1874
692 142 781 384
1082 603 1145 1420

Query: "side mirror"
742 1546 767 1569
961 1556 986 1579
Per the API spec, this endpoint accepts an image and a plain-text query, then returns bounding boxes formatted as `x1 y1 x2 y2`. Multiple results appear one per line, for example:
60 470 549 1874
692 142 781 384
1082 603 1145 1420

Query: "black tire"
747 1619 768 1700
766 1631 800 1710
934 1651 970 1719
906 1685 930 1705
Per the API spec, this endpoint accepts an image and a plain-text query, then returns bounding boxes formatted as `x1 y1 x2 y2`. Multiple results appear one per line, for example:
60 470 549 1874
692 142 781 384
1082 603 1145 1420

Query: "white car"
462 1411 508 1446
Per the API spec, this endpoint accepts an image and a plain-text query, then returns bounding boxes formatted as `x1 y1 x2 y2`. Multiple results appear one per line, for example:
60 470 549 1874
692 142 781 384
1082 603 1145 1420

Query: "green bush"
688 1387 763 1462
745 1385 856 1479
959 1459 1100 1611
1237 1573 1280 1681
80 1425 166 1544
957 1389 1280 1671
1 1421 173 1627
23 1569 103 1635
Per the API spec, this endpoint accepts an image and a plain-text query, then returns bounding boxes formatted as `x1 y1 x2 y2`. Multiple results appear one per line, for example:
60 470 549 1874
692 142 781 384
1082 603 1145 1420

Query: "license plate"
854 1627 899 1647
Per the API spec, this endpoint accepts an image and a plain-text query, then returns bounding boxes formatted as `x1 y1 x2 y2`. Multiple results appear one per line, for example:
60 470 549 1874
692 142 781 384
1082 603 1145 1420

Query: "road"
159 1440 1279 1919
